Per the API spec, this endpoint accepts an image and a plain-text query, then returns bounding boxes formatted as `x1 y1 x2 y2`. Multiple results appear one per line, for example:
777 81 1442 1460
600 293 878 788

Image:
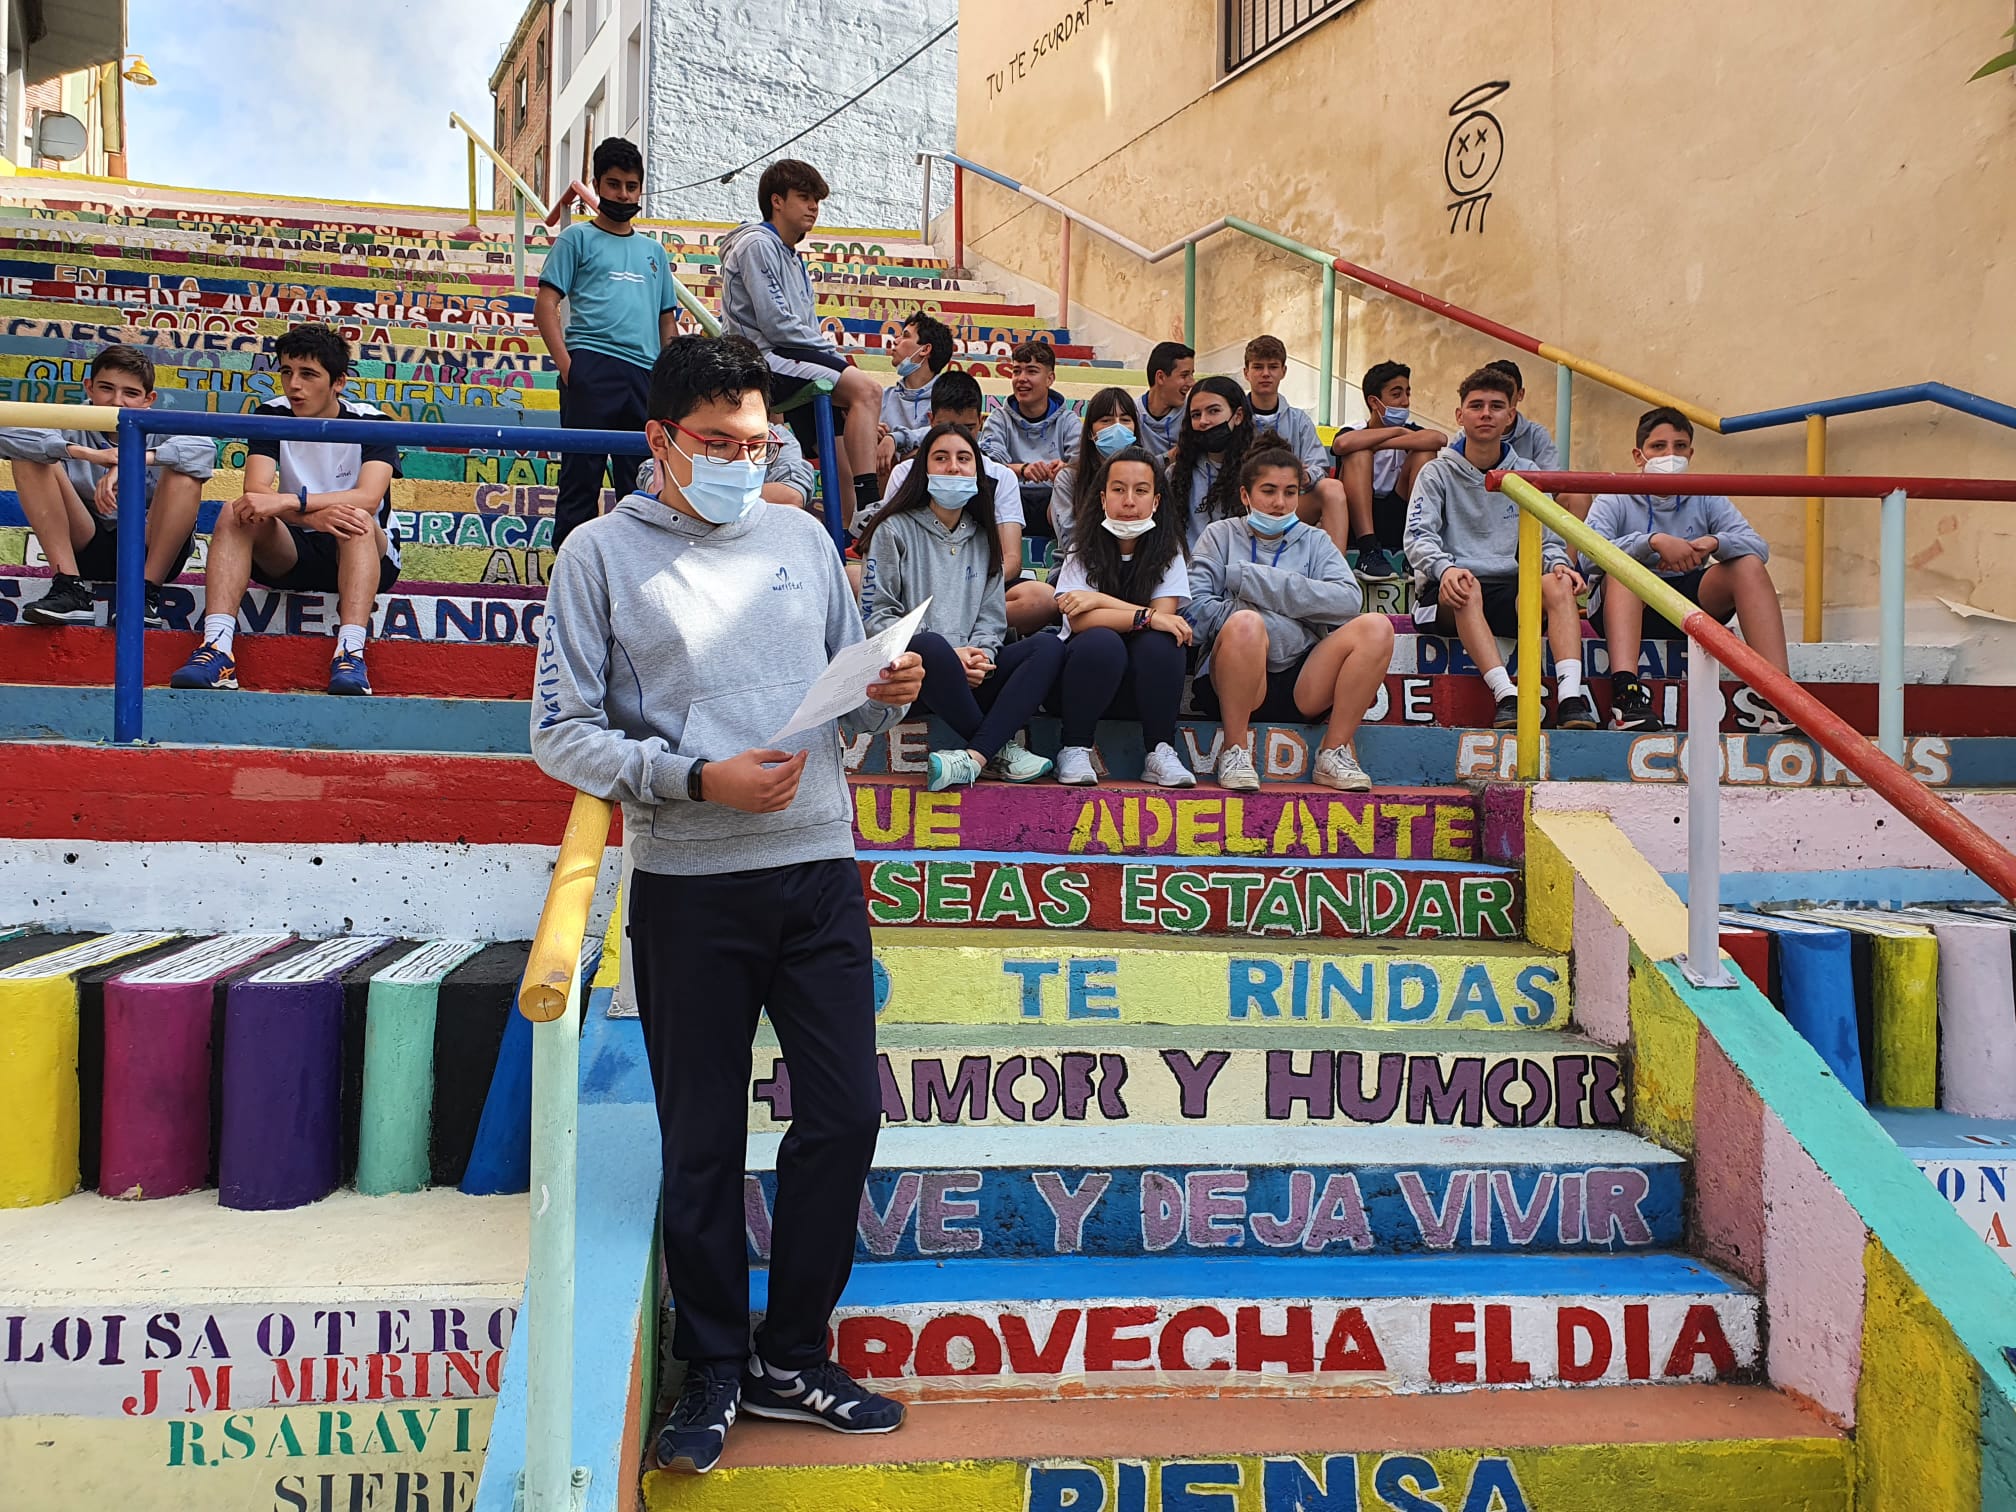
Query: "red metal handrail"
1490 471 2016 504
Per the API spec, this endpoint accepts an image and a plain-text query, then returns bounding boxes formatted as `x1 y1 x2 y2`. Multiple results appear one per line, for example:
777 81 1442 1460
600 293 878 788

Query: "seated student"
882 370 1050 631
980 340 1081 528
1137 340 1195 459
1169 375 1257 548
719 158 885 525
1586 407 1789 732
1404 365 1594 730
1188 436 1395 793
1483 358 1594 520
1049 447 1196 789
0 343 212 627
1329 359 1447 583
1048 387 1142 542
875 311 954 478
169 324 401 696
1240 335 1350 558
859 422 1064 791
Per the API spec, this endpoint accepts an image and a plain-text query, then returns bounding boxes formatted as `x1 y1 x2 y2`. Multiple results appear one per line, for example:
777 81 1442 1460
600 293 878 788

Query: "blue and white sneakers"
740 1355 906 1435
327 650 373 696
655 1365 741 1474
168 643 237 690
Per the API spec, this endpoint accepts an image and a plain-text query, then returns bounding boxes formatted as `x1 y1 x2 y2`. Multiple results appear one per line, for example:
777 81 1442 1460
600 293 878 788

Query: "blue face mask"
897 356 924 379
675 451 766 525
1246 509 1298 538
927 474 979 509
1093 424 1137 458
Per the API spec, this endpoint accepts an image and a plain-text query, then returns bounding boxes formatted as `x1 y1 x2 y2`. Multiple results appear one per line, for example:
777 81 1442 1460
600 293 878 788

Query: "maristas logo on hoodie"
771 566 804 591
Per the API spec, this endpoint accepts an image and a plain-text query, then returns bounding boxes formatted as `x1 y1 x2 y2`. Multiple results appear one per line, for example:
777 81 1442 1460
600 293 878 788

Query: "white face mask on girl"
1644 454 1690 475
1102 515 1157 540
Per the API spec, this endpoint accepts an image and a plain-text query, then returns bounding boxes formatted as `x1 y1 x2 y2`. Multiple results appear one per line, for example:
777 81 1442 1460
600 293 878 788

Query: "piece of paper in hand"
769 597 933 743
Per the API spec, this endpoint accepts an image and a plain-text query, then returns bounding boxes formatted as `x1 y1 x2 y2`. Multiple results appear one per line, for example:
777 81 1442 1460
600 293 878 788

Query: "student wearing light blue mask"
858 420 1066 790
1186 435 1394 793
1049 387 1144 543
533 334 923 1477
875 311 954 481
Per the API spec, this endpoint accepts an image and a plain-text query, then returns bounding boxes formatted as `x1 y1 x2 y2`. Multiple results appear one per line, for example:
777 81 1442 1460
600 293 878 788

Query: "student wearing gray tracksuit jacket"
1185 438 1395 792
530 336 920 1470
859 421 1065 791
0 340 216 627
980 342 1083 533
1403 366 1594 728
718 159 884 523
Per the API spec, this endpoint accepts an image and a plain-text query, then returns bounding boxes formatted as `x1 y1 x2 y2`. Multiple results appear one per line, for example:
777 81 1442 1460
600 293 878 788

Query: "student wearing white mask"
1584 406 1788 733
532 334 923 1475
1186 435 1395 792
1048 447 1196 788
858 421 1065 790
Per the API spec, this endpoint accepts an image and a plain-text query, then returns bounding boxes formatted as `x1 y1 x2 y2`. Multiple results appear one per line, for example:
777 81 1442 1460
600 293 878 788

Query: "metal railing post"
514 191 528 294
918 153 933 244
1681 642 1735 986
1057 213 1072 327
112 409 147 744
1515 509 1543 780
466 136 480 235
523 960 584 1511
1183 241 1197 351
1318 265 1337 427
951 163 964 272
1804 414 1827 641
1555 363 1573 470
812 391 848 551
1879 487 1908 763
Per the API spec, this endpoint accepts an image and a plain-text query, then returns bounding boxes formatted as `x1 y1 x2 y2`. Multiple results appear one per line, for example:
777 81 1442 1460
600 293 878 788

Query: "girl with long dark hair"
1049 387 1143 541
859 421 1065 790
1168 374 1255 548
1048 447 1195 788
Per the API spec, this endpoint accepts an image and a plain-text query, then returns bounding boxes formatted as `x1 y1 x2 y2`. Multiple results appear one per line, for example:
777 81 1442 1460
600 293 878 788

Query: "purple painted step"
217 937 393 1211
99 935 293 1200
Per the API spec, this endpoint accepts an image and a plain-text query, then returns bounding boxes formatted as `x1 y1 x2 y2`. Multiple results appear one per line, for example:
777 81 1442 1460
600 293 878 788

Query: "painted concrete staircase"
624 778 1849 1510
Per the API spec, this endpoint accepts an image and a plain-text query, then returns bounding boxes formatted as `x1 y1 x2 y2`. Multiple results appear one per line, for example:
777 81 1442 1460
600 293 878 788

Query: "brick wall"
490 1 553 210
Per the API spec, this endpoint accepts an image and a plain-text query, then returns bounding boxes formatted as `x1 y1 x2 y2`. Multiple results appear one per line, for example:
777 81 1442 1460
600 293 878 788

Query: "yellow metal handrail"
448 110 551 223
518 790 614 1023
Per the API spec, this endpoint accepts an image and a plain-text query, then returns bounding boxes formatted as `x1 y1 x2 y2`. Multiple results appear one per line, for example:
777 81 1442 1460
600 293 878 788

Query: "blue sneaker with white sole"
654 1364 740 1474
740 1356 905 1434
169 643 237 690
327 651 372 696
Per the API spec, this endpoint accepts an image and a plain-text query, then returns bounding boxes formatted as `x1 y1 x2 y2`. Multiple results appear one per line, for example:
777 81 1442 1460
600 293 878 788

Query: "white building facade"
548 0 649 196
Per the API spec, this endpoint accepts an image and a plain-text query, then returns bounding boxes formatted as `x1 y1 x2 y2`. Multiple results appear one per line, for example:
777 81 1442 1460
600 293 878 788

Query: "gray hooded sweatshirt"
0 426 214 507
980 393 1082 474
1403 440 1567 591
530 491 907 876
1247 398 1332 485
717 221 831 356
1582 488 1770 609
860 505 1007 657
1186 514 1362 673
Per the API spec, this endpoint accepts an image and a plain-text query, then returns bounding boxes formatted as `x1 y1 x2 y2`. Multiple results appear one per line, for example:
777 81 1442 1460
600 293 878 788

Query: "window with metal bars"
1223 0 1354 74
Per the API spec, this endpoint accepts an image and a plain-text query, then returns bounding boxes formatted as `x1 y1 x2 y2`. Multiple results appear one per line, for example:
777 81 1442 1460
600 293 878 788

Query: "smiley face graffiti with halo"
1444 81 1510 233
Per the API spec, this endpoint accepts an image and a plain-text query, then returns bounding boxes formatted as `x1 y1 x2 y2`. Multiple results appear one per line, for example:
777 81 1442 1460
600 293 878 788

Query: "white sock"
1557 658 1585 700
336 623 368 657
202 615 236 656
1483 665 1514 700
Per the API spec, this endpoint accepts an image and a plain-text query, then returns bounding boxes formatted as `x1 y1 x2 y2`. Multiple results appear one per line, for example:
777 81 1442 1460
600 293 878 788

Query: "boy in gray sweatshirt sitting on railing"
1403 365 1594 730
1584 406 1789 733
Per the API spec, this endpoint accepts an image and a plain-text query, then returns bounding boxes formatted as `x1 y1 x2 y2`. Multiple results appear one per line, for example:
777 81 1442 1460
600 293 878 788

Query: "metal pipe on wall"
1681 644 1734 987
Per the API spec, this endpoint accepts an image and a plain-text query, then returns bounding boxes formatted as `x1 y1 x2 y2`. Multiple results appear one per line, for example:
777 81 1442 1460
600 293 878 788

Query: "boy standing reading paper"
530 334 922 1476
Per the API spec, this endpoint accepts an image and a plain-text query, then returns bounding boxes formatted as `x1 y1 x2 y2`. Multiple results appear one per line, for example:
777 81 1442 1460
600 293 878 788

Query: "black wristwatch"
687 758 709 802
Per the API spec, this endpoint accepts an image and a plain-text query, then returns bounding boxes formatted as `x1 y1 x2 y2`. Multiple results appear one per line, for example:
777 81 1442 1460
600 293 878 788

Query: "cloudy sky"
125 0 518 208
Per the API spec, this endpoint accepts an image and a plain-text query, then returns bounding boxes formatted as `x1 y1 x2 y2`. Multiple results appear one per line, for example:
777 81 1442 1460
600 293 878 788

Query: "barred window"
1223 0 1354 74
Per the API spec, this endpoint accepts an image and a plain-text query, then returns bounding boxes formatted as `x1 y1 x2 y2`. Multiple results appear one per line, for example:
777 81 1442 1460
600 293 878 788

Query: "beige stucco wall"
956 0 2016 626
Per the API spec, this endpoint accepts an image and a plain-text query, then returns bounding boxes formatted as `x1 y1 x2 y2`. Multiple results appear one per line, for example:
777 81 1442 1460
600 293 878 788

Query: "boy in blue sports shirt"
535 137 683 547
875 310 953 478
1585 407 1789 732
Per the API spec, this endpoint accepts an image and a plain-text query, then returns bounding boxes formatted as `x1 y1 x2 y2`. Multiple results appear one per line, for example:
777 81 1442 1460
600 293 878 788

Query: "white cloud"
126 0 520 210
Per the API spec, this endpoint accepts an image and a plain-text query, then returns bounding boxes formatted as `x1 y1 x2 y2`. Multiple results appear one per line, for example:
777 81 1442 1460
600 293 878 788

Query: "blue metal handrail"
110 402 847 743
1723 382 2016 435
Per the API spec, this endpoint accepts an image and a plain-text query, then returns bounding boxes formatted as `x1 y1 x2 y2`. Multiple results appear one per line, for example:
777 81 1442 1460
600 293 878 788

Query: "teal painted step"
746 1123 1684 1263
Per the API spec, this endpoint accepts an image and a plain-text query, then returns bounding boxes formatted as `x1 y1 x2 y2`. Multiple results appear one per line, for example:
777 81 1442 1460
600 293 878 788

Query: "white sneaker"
1055 746 1099 786
1214 742 1260 792
1313 744 1374 792
985 737 1054 783
1141 742 1197 789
